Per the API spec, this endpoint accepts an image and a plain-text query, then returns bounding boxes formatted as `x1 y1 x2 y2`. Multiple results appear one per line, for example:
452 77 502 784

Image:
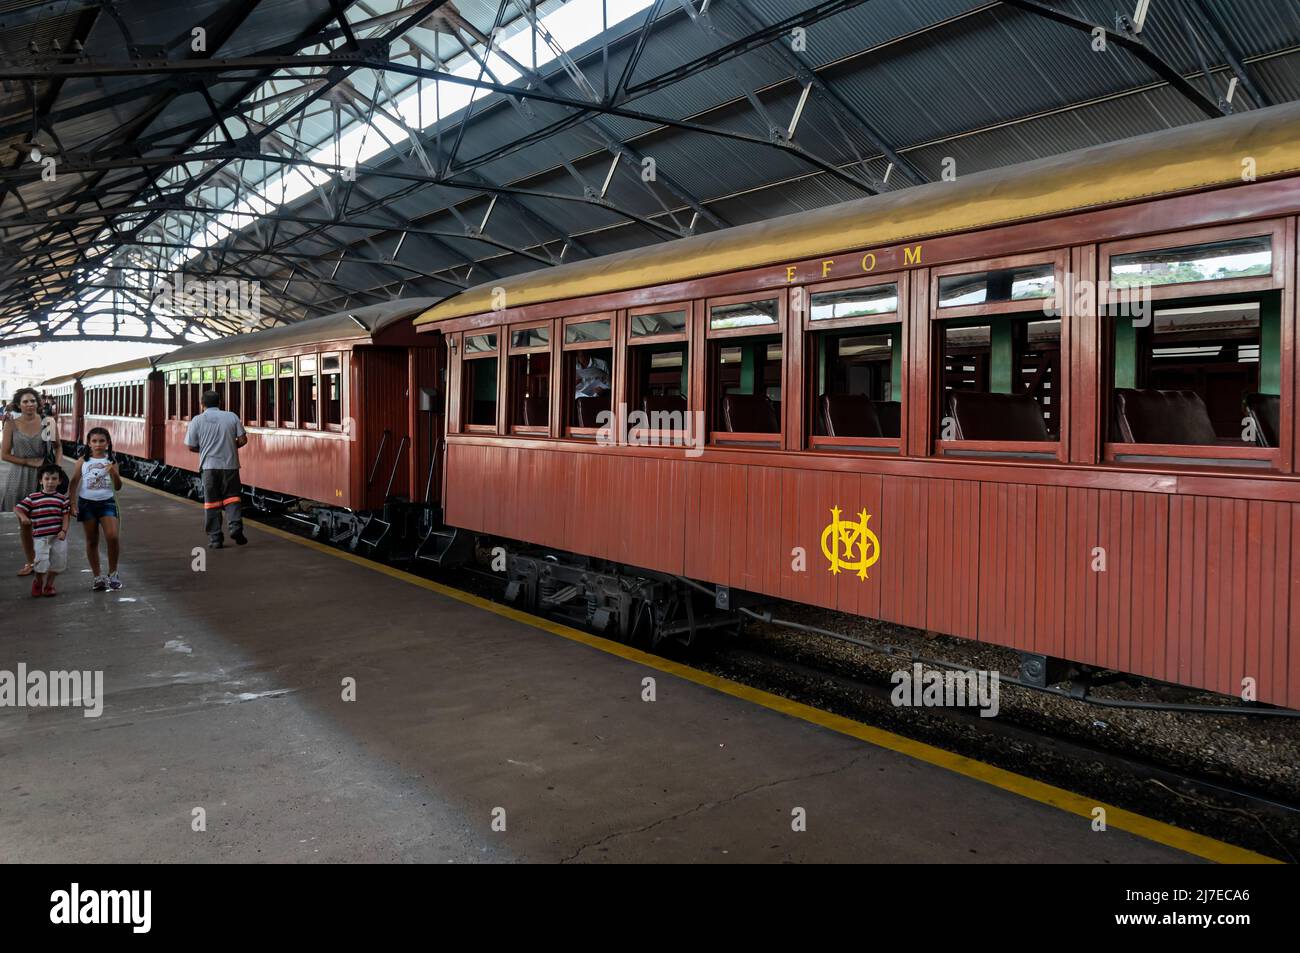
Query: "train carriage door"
356 346 415 510
409 334 446 514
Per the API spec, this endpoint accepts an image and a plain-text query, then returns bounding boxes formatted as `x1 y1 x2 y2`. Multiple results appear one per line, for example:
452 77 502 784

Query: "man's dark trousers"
203 468 243 543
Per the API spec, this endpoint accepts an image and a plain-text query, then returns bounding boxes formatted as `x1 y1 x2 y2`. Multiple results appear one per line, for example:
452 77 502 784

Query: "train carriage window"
1102 226 1286 467
227 365 242 418
507 326 550 433
931 256 1065 455
322 355 342 428
627 305 689 434
1109 235 1272 289
1107 296 1282 460
260 361 276 426
807 281 903 451
563 318 613 435
278 359 296 427
708 297 782 446
461 333 499 430
167 371 176 419
243 363 258 425
298 355 318 429
179 370 191 419
938 264 1054 308
190 369 203 418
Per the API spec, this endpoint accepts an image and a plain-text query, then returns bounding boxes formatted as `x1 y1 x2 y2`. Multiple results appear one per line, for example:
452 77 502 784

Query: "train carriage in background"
150 299 447 554
415 101 1300 710
79 357 164 467
44 372 82 447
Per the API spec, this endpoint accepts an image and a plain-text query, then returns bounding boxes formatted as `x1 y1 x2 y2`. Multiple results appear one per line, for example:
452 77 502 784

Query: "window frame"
561 313 615 439
1099 219 1287 305
625 301 693 442
801 272 907 453
460 328 502 434
297 353 320 430
277 358 297 429
627 301 691 345
1098 222 1290 470
929 249 1070 460
259 360 278 428
505 323 553 436
705 291 786 447
321 353 344 432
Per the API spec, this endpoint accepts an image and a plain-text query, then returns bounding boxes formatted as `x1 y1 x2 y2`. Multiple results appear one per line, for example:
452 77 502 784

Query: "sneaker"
31 579 42 598
208 539 224 550
231 530 248 546
92 576 108 592
108 573 123 591
43 582 57 597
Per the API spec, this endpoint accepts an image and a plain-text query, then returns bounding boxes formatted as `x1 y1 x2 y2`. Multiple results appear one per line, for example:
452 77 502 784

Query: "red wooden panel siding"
444 442 1300 708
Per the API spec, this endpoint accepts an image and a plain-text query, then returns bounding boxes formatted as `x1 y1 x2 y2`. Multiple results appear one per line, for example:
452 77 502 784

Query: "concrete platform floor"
0 480 1213 863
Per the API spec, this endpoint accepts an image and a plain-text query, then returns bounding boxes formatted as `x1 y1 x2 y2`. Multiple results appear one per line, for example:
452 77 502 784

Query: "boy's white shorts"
33 536 67 574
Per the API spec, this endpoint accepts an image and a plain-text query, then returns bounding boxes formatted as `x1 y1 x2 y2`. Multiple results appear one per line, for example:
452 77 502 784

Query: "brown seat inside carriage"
722 393 778 433
641 394 687 416
521 393 548 427
822 394 880 437
573 394 611 428
946 391 1049 441
820 395 901 438
1245 393 1280 448
1113 388 1217 445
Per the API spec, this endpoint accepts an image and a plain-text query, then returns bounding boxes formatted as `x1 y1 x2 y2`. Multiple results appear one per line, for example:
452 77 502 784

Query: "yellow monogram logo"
820 506 880 580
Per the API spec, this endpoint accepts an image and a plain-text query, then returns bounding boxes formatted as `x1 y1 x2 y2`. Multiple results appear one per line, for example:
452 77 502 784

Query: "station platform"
0 479 1252 863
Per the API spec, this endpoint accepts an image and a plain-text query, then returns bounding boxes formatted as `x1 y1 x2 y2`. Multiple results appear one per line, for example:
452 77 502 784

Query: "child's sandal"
17 563 34 576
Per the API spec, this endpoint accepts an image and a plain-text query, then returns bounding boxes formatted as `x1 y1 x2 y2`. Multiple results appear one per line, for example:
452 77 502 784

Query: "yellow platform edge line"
128 479 1280 864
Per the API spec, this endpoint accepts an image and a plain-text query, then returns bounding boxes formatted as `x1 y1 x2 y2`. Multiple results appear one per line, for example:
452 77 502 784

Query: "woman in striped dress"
2 388 61 575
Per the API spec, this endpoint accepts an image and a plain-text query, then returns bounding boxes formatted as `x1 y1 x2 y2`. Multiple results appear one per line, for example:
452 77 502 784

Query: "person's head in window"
574 352 611 398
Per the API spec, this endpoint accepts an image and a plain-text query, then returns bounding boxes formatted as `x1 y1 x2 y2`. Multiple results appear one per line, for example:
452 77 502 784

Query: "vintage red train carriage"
79 357 163 463
416 101 1300 710
152 299 445 521
43 372 82 446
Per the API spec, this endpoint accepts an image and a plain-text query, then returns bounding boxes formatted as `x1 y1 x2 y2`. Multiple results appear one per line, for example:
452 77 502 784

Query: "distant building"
0 345 45 403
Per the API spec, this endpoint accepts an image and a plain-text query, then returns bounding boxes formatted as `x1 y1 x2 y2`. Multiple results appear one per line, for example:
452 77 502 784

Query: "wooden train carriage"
43 373 81 445
417 100 1300 709
79 357 162 461
156 300 444 512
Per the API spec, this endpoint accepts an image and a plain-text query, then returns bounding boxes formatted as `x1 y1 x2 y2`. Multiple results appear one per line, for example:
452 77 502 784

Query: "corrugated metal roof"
3 0 1300 345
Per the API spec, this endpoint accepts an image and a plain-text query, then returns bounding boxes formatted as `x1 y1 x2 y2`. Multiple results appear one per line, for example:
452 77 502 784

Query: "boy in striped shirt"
14 465 71 597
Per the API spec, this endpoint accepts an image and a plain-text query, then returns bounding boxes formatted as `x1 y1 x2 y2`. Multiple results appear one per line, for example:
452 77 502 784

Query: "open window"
178 370 191 419
708 294 782 446
1102 222 1287 468
461 332 500 432
278 358 296 427
298 355 319 429
228 365 242 419
507 325 550 434
627 303 690 436
805 277 903 453
243 363 258 425
166 372 177 418
260 360 277 427
322 354 342 429
562 316 613 437
931 253 1065 458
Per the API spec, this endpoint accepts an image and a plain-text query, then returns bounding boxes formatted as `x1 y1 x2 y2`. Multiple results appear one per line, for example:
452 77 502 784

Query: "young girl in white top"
68 427 123 591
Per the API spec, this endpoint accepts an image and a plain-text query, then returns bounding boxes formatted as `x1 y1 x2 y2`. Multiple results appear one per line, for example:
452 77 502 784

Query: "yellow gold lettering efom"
820 506 880 580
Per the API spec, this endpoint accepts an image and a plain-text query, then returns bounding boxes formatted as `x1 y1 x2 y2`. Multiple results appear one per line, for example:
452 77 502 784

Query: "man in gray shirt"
185 390 249 549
